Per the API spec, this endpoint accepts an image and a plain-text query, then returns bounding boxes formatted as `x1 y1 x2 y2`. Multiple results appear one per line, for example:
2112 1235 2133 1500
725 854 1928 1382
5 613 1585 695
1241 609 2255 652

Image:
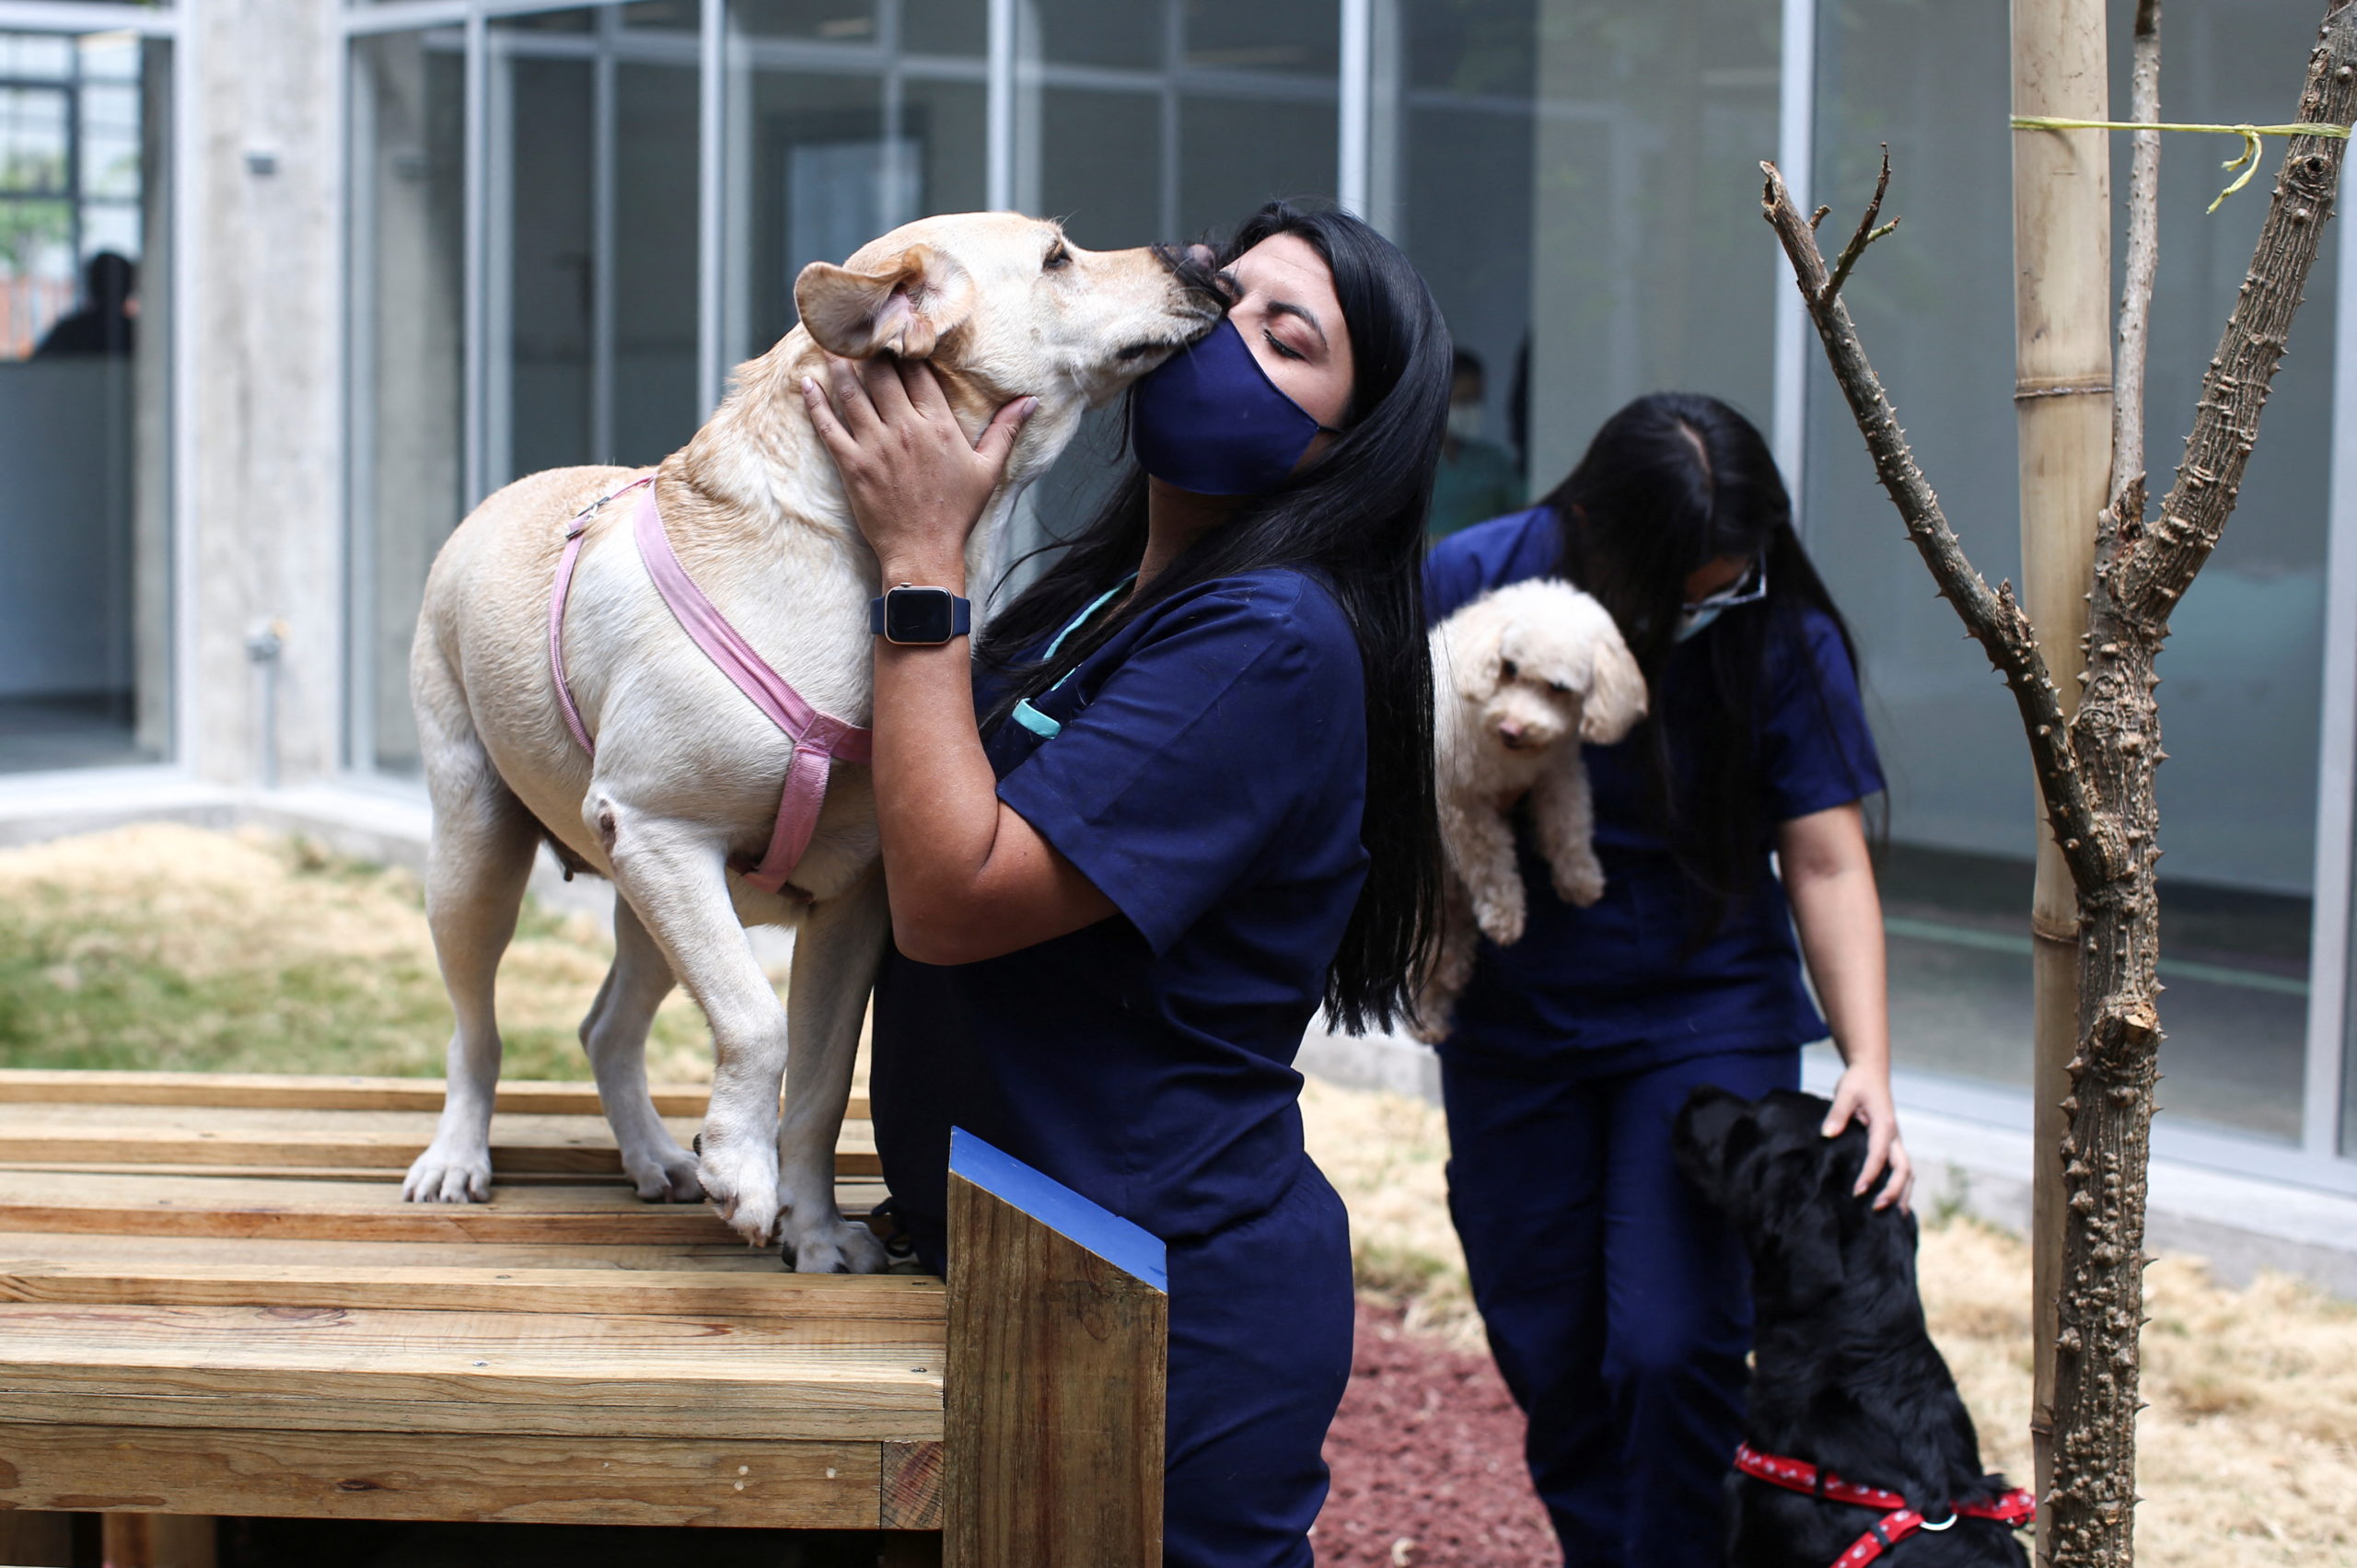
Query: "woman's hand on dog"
803 353 1036 588
1823 1064 1913 1212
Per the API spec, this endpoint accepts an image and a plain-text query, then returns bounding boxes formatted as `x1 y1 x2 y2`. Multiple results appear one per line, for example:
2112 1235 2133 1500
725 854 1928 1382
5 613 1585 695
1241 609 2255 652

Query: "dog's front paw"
1554 859 1607 908
402 1139 493 1203
782 1213 890 1274
1473 894 1526 947
696 1133 782 1246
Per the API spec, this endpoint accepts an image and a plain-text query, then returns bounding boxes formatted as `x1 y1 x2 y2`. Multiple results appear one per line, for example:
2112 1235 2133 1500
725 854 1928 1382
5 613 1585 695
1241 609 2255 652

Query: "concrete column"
188 0 342 786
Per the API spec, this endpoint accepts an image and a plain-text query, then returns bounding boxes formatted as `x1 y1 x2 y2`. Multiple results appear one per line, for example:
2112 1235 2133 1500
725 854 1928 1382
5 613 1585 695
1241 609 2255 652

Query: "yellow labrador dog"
405 214 1222 1269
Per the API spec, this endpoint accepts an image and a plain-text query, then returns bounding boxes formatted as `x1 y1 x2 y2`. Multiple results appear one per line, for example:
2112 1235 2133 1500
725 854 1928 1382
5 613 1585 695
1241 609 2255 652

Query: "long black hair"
979 200 1450 1032
1542 392 1871 922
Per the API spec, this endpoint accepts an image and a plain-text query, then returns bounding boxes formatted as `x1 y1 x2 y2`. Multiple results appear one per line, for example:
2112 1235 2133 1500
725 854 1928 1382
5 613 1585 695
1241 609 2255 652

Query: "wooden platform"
0 1070 946 1533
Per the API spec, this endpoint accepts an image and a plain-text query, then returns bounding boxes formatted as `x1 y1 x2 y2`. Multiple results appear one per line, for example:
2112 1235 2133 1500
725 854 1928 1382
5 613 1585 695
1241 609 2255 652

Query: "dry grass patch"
0 823 719 1083
1305 1074 2357 1566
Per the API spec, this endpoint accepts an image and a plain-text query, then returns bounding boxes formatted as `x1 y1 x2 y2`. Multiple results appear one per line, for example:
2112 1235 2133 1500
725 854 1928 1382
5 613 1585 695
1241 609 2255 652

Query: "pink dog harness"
549 475 874 898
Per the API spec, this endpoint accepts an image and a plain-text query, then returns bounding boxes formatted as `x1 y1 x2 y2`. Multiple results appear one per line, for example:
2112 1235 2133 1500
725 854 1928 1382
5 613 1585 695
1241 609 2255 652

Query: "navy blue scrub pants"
1164 1167 1355 1568
1441 1047 1799 1567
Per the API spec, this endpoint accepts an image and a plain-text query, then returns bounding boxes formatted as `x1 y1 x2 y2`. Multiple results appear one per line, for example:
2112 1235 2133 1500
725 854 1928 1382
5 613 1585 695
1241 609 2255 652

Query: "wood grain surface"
0 1074 942 1532
943 1170 1164 1568
0 1104 881 1178
0 1424 891 1528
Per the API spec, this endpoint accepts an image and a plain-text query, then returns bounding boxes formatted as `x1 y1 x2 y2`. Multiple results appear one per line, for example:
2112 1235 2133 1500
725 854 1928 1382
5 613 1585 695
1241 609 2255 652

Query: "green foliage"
0 152 72 274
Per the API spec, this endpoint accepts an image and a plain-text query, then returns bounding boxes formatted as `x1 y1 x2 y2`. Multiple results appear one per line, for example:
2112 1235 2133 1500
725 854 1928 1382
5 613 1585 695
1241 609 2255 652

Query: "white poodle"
1414 578 1648 1043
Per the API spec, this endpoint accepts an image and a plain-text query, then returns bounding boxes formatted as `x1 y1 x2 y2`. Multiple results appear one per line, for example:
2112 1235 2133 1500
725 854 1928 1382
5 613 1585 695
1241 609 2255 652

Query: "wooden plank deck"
0 1069 943 1532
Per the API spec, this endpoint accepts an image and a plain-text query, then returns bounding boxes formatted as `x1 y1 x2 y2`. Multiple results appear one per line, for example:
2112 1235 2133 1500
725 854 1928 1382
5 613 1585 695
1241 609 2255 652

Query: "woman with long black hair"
802 201 1449 1564
1422 392 1911 1564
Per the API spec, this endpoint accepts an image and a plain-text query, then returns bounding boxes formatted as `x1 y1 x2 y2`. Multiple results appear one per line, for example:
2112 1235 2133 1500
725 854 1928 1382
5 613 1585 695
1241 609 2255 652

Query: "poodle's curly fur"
1412 578 1647 1043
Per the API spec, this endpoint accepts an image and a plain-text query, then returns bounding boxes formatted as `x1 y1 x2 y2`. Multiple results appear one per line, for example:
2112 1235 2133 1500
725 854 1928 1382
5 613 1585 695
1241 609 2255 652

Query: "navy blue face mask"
1130 316 1342 496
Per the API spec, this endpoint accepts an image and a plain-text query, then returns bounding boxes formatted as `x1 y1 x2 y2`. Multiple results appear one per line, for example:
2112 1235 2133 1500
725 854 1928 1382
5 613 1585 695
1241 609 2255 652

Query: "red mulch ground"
1316 1300 1559 1567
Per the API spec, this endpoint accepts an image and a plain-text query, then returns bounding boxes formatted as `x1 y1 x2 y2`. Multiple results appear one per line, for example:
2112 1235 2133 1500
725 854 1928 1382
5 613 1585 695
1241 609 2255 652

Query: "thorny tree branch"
2102 0 2164 561
2112 0 2357 627
1823 146 1901 304
1759 160 2108 892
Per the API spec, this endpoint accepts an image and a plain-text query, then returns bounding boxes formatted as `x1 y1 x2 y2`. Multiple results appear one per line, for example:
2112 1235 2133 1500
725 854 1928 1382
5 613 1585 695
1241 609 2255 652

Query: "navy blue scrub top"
869 567 1368 1256
1422 506 1885 1077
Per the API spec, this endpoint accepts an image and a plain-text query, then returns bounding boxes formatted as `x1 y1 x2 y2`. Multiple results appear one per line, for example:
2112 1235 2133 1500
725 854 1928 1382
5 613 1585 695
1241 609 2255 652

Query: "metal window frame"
2309 203 2357 1164
1772 0 1814 499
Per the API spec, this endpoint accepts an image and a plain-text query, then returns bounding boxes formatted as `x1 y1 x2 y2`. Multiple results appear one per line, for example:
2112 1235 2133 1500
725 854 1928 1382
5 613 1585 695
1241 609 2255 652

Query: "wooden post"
2010 3 2111 1554
0 1511 75 1567
99 1515 215 1568
942 1129 1166 1568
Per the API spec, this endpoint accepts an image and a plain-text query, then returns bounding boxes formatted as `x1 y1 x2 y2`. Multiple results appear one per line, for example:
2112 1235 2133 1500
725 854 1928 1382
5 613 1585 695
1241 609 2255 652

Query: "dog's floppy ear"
795 244 975 359
1445 610 1507 701
1578 623 1648 743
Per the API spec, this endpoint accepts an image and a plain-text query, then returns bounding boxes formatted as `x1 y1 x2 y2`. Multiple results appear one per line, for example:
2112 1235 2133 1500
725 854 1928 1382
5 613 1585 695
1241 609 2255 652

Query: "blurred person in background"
36 251 136 358
1422 391 1911 1565
1426 347 1522 543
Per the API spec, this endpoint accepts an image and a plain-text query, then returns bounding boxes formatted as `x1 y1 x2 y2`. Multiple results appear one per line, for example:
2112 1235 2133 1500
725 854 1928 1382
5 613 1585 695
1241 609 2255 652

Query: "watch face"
886 587 958 644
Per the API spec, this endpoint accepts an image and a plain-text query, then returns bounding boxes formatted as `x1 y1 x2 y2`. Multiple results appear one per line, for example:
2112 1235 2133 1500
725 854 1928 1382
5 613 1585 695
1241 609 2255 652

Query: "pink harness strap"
548 476 874 898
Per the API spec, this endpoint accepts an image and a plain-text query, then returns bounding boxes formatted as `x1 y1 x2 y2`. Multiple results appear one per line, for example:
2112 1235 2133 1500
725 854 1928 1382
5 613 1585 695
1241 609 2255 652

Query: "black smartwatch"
869 584 973 645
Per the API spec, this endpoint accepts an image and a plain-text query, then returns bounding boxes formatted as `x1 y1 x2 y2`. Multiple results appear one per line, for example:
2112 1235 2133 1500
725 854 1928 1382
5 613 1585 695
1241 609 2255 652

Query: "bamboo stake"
2010 6 2113 1555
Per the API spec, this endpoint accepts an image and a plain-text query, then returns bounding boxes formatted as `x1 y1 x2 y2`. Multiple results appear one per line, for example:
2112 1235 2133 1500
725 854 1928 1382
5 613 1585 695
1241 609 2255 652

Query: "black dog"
1673 1086 2031 1567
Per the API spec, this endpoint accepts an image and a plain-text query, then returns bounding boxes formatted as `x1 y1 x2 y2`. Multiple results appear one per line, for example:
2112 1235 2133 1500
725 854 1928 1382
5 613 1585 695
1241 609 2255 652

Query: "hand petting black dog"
1674 1086 2034 1567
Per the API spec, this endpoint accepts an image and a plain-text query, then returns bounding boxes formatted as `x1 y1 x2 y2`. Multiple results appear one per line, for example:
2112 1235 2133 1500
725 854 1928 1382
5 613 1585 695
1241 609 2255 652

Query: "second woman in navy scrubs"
802 203 1450 1566
1423 393 1913 1565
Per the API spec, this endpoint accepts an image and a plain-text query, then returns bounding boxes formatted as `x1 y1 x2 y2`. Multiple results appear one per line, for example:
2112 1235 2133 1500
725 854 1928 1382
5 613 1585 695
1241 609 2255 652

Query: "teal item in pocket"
1009 575 1133 741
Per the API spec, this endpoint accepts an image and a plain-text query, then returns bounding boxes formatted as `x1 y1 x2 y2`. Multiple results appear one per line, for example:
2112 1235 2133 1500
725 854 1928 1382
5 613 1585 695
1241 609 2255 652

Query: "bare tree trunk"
1757 7 2357 1561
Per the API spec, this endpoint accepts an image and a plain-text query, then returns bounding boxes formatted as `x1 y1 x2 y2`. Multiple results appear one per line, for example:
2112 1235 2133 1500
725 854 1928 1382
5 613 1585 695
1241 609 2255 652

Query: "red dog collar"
1735 1443 2038 1566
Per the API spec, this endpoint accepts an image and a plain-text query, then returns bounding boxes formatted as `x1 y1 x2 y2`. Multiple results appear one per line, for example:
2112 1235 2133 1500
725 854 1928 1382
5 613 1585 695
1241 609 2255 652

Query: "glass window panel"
1387 0 1777 536
1403 0 1535 95
0 30 170 773
1178 95 1334 239
1040 88 1162 250
724 64 885 363
1391 0 1538 528
621 0 702 32
733 0 877 42
494 40 594 481
612 58 702 462
902 0 985 57
0 35 72 73
1185 0 1336 76
905 75 987 215
81 83 142 201
1520 2 1781 488
503 10 596 32
1808 0 2329 1144
1028 0 1161 70
350 29 464 776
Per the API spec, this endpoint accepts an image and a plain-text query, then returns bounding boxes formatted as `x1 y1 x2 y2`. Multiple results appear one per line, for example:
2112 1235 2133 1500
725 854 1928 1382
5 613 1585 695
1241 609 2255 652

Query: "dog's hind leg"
1411 880 1478 1045
775 868 890 1274
580 898 702 1202
404 703 541 1203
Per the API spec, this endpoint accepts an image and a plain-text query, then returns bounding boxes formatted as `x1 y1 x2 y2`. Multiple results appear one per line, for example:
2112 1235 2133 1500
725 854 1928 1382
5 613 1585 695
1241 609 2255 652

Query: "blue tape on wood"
949 1127 1169 1293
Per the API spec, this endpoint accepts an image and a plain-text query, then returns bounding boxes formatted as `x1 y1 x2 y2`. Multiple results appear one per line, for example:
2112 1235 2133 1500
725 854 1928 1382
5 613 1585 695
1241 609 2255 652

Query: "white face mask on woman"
1446 401 1485 445
1674 560 1770 643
